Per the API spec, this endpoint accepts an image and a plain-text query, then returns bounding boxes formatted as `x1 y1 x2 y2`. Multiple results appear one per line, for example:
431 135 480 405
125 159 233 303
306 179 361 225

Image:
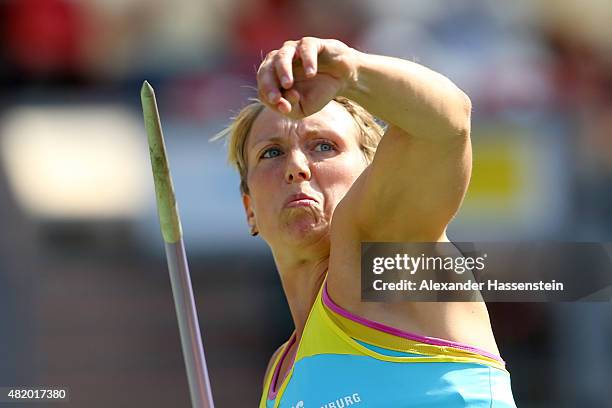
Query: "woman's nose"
284 150 311 183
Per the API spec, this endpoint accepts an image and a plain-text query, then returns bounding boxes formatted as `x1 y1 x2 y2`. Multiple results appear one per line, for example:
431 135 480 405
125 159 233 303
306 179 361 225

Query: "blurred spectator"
3 0 87 84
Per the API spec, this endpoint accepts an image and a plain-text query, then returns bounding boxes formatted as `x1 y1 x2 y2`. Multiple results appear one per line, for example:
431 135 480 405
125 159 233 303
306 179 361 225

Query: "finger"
258 86 291 114
297 37 319 78
256 72 291 114
282 89 301 114
257 52 284 105
274 41 298 89
276 97 292 115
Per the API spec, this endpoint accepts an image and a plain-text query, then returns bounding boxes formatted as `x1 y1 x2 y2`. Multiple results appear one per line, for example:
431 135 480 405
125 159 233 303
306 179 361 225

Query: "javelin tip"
140 81 155 99
141 80 182 244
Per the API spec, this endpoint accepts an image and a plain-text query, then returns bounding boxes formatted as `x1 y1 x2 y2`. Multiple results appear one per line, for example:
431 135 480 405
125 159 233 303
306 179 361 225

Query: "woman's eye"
261 147 282 159
314 142 335 152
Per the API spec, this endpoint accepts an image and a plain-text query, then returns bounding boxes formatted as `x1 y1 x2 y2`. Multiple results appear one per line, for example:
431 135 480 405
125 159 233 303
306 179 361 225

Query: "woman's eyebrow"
300 125 327 135
303 127 343 141
251 135 283 150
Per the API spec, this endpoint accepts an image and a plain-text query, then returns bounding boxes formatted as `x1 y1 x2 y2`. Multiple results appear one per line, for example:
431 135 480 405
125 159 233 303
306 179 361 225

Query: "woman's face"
243 101 368 249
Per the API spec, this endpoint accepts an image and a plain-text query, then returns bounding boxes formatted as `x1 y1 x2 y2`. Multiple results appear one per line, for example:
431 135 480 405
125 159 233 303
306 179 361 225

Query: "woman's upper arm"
352 124 471 242
327 124 471 315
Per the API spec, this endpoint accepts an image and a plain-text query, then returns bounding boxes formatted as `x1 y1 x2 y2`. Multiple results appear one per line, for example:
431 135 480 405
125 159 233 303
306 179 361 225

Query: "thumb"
282 89 304 118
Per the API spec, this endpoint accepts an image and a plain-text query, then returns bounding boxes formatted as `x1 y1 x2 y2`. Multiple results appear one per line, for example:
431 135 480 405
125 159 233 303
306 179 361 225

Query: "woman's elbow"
449 87 472 138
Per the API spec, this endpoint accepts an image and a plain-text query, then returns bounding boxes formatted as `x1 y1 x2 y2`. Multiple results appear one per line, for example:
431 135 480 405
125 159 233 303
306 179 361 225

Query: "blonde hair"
212 96 384 195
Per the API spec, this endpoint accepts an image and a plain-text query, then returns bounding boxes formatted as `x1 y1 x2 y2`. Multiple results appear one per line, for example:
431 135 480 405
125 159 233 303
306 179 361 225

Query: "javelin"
141 81 215 408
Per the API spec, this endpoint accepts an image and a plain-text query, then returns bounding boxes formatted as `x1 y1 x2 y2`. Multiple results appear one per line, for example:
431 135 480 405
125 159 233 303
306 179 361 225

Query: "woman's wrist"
337 47 364 101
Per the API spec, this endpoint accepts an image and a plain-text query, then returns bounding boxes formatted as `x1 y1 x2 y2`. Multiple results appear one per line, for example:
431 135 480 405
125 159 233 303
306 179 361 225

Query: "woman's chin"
283 219 329 245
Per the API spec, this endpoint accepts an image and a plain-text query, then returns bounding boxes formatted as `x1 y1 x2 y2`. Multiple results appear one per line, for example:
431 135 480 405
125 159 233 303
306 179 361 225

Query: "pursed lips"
285 193 318 208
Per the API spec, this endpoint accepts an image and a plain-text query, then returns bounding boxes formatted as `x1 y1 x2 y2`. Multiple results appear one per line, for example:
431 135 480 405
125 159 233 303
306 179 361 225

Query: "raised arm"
340 50 472 241
257 37 472 241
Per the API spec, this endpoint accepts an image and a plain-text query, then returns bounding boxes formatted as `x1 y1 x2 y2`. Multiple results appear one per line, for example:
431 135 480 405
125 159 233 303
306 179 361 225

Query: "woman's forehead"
247 102 359 149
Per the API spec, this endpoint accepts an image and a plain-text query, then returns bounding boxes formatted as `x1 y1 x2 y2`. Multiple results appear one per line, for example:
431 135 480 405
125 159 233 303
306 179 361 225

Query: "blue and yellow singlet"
259 279 516 407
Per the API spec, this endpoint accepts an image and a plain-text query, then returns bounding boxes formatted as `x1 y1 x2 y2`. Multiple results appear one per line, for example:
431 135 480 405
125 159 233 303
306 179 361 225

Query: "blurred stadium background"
0 0 611 406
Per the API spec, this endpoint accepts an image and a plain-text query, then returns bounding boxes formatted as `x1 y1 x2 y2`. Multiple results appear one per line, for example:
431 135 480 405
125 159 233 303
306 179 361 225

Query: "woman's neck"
272 244 329 336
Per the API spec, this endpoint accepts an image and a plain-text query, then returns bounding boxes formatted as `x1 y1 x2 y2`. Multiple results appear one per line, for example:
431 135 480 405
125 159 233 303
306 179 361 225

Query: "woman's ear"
242 194 258 236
